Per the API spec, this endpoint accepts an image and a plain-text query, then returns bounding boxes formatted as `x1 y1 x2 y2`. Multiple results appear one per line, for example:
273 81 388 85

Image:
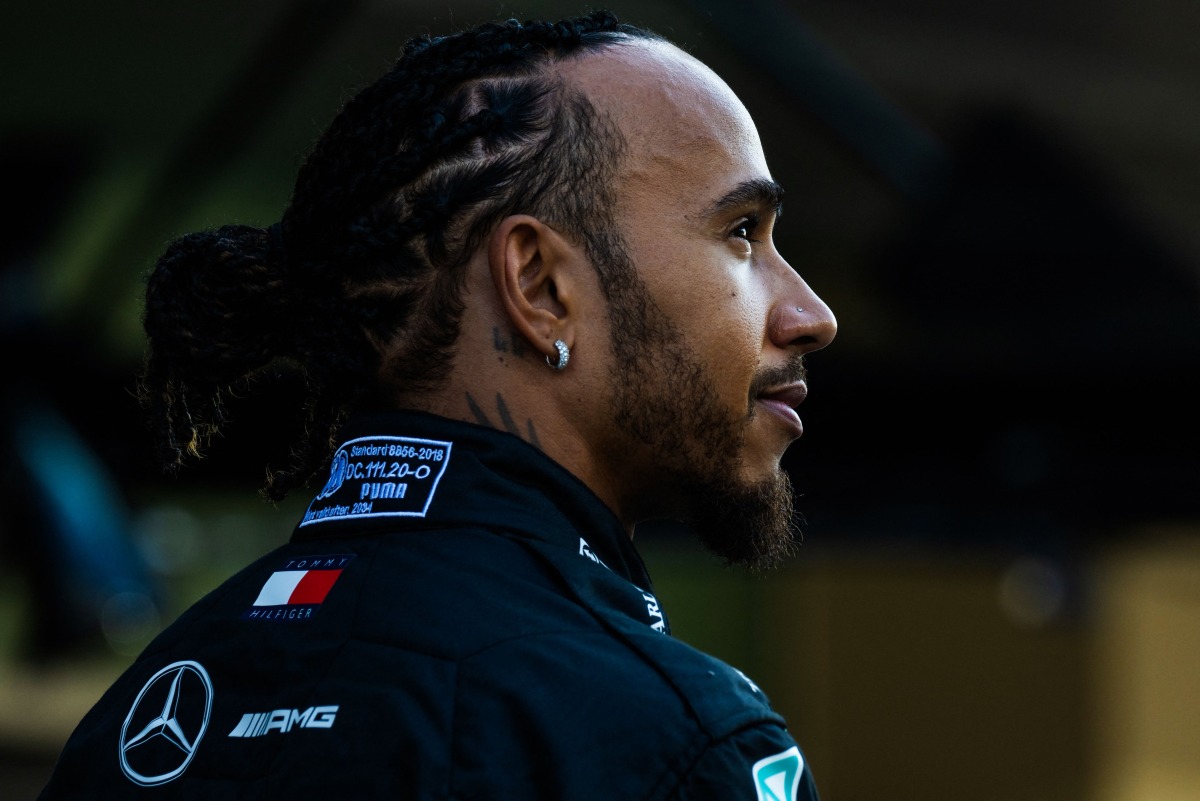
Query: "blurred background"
1 1 1197 799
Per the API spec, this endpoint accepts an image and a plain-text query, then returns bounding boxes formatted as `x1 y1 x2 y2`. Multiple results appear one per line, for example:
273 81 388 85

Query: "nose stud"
796 307 803 313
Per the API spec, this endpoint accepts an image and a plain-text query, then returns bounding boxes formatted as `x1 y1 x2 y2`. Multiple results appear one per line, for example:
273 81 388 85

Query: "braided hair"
139 11 658 500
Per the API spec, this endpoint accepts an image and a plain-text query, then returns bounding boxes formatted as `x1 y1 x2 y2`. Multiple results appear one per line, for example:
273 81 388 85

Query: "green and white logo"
752 746 803 801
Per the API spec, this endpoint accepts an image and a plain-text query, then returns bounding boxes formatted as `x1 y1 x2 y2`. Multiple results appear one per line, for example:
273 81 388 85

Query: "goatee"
687 467 800 572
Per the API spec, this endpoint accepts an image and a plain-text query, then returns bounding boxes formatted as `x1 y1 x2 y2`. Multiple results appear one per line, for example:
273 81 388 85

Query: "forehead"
561 40 771 212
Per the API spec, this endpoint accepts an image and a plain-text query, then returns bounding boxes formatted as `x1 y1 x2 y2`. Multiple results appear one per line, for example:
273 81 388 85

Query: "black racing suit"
40 411 819 800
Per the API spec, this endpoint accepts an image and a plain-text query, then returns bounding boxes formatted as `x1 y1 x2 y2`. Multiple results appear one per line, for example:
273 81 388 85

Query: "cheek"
722 268 772 350
689 291 762 409
636 239 766 402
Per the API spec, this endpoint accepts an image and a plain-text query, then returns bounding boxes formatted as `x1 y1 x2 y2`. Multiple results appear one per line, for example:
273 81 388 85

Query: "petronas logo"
753 746 803 801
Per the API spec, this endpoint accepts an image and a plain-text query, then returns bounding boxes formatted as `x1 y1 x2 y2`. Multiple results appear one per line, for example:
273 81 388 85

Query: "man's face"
568 42 837 567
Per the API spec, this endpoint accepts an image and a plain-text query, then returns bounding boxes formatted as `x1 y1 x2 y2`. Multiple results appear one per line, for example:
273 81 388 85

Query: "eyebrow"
702 178 785 219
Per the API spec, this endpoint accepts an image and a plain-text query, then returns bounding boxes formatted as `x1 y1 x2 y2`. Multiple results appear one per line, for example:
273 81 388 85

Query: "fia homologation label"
298 436 452 527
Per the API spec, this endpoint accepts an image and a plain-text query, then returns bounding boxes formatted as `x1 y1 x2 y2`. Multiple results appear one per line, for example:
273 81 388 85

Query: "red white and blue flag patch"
242 554 354 621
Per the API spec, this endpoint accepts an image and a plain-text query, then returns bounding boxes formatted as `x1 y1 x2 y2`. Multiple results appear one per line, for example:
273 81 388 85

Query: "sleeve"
672 723 820 801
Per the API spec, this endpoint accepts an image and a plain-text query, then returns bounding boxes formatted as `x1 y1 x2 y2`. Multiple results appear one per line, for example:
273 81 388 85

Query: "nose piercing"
796 307 803 313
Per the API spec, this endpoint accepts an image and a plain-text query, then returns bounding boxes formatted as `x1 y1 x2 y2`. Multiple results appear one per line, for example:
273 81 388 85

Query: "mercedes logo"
119 660 213 786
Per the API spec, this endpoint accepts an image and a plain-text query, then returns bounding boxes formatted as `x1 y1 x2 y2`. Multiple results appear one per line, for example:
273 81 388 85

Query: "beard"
585 228 803 571
684 469 798 571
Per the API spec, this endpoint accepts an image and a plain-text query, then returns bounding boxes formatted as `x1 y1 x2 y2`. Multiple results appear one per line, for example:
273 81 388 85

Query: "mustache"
748 356 809 399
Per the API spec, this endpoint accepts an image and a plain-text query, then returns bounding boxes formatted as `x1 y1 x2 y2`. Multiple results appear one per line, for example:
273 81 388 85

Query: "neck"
396 362 640 537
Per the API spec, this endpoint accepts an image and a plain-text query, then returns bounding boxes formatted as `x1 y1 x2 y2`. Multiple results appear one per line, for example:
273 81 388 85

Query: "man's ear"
488 214 581 362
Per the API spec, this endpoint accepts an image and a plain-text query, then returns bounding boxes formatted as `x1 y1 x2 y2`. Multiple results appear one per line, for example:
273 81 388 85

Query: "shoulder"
450 626 797 799
671 727 819 801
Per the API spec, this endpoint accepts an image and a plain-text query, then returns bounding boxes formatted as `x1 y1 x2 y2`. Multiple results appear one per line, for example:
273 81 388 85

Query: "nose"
769 272 837 354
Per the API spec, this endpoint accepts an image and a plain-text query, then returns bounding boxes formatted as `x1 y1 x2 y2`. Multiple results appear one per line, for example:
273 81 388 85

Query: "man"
40 10 836 799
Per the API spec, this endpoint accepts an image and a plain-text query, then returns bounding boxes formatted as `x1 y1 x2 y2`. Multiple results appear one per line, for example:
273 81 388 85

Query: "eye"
730 213 762 243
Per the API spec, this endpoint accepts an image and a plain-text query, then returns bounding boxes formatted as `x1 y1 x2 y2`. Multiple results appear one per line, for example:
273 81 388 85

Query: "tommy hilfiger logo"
241 554 354 621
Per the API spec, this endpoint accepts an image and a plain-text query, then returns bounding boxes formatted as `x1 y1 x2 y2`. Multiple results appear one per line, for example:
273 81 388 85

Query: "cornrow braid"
138 10 659 500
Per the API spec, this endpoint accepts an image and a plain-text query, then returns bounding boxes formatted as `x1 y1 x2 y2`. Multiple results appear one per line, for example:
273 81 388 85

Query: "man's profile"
40 10 836 799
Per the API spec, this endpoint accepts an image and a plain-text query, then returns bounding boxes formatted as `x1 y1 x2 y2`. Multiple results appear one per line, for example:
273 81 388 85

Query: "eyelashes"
730 212 762 243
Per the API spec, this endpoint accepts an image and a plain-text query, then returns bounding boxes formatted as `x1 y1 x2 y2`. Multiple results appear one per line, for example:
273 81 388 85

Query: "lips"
755 382 808 437
758 382 808 409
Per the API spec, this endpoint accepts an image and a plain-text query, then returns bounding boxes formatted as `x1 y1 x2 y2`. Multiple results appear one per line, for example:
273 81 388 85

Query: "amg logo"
228 705 338 738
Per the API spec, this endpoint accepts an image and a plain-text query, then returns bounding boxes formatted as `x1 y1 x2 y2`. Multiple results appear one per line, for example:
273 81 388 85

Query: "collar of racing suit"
288 409 669 634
